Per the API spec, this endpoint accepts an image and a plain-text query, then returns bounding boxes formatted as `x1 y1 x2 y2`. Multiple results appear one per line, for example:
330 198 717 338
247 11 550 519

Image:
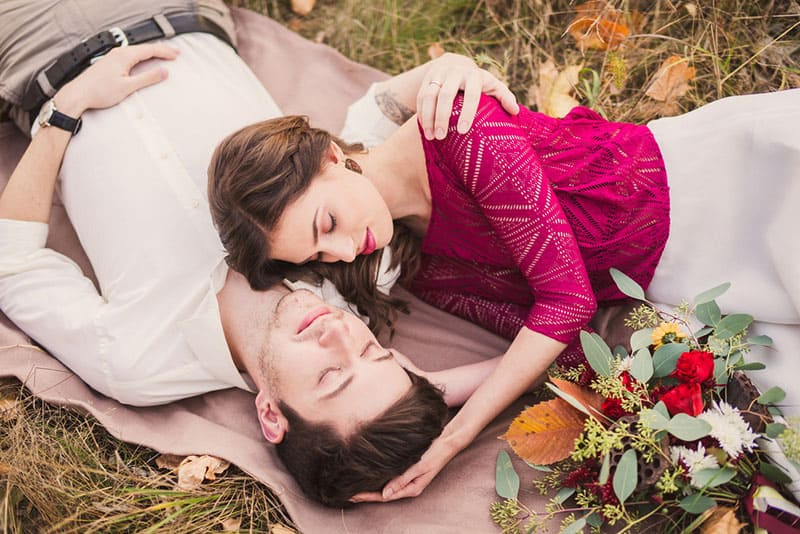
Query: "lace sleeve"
425 95 597 343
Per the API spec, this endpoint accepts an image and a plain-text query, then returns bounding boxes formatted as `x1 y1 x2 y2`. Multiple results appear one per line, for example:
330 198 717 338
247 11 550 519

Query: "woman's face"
269 156 394 264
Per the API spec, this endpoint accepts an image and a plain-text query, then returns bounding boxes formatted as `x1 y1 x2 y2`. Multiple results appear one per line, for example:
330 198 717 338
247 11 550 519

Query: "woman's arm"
373 53 519 140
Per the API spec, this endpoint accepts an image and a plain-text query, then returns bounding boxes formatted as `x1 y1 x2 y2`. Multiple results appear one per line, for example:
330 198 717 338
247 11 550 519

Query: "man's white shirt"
0 34 396 406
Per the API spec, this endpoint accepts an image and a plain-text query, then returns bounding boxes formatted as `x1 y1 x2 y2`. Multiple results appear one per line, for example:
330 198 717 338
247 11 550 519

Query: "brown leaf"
0 398 21 422
155 454 185 470
428 42 445 60
220 518 242 532
550 376 605 416
176 455 230 491
290 0 316 16
527 60 582 118
567 1 630 52
270 525 298 534
645 55 696 115
501 398 586 465
699 506 744 534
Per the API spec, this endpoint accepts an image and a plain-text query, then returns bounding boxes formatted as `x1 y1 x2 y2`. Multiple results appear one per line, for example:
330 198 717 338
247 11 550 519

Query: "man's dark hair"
275 370 448 507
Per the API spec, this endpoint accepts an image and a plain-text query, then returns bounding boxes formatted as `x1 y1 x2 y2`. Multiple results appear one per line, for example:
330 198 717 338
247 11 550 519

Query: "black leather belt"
22 12 235 116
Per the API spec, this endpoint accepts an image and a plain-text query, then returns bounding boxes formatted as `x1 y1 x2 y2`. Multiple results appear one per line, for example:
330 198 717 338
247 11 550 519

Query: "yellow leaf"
501 398 586 465
528 60 582 118
550 376 605 417
176 455 230 491
220 518 242 532
567 1 630 52
290 0 316 16
699 506 744 534
645 55 696 115
428 42 445 60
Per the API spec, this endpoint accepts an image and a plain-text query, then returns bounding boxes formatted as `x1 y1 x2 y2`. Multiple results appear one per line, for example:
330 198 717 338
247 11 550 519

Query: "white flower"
698 400 759 458
670 444 720 488
617 356 635 373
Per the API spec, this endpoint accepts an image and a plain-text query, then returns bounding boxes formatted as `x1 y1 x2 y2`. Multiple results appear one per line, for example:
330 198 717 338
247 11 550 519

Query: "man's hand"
349 431 461 503
417 53 519 140
56 43 179 117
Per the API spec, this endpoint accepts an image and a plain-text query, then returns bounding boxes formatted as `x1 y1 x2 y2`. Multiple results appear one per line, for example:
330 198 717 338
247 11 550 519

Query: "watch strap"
48 109 82 135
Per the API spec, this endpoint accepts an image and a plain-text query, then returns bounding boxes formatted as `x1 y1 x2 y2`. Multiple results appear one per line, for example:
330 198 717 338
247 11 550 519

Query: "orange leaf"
550 376 605 417
645 55 696 106
568 1 630 52
699 506 744 534
501 398 586 465
527 60 582 118
290 0 316 16
428 42 445 60
176 455 230 491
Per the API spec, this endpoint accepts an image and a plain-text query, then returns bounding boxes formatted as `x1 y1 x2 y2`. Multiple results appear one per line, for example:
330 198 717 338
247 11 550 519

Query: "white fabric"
647 89 800 417
340 83 400 149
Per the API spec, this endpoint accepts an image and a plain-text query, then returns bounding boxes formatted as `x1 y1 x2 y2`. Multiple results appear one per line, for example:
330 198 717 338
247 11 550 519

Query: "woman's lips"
297 307 331 334
361 228 377 255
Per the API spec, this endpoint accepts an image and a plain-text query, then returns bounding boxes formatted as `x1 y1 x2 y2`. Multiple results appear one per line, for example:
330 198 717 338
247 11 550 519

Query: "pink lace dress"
409 94 670 345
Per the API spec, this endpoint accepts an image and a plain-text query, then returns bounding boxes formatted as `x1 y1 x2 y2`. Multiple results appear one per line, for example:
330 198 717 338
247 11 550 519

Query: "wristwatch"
36 98 82 135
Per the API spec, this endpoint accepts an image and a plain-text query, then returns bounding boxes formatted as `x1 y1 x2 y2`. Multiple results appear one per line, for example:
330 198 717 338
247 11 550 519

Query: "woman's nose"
322 235 356 263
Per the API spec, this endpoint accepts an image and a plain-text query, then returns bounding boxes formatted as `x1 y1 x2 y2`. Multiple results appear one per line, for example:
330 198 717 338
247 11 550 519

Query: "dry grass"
3 1 800 532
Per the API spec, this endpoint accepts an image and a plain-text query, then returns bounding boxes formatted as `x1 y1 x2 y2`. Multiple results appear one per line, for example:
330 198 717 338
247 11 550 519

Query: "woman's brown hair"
208 116 420 334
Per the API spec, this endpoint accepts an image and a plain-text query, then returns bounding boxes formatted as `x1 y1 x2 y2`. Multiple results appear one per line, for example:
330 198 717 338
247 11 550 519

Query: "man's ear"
254 390 288 444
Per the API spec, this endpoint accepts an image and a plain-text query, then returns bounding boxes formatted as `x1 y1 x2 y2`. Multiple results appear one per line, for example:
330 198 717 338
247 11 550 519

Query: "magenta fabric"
411 94 670 343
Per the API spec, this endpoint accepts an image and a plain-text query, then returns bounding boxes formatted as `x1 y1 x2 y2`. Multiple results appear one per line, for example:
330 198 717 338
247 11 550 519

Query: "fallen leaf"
567 1 630 52
0 398 21 422
550 376 605 416
0 462 12 475
527 60 582 118
645 55 696 115
287 18 304 33
270 525 298 534
501 397 587 465
699 506 744 534
155 454 185 470
685 3 698 18
290 0 316 16
428 42 445 60
176 455 230 491
220 518 242 532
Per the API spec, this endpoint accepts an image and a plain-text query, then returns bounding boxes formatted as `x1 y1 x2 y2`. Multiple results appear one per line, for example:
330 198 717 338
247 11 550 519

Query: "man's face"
262 290 411 436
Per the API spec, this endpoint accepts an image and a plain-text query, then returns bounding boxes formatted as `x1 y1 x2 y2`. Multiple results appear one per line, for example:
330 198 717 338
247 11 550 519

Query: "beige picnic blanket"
1 8 628 532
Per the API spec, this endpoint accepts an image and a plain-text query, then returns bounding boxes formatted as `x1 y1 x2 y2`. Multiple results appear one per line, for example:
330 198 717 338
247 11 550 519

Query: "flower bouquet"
492 270 800 533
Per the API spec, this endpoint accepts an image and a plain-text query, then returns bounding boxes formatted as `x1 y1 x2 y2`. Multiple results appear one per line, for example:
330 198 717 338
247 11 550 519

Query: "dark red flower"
601 397 629 419
658 382 704 416
671 350 714 385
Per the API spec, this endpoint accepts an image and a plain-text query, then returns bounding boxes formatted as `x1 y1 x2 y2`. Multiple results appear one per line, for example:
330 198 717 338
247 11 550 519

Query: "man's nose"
317 313 352 348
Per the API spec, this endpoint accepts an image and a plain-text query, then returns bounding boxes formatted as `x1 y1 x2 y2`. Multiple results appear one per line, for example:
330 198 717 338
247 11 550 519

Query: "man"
0 1 512 504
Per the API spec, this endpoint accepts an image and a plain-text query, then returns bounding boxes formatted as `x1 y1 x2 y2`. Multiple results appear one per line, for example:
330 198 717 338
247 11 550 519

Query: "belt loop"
35 71 56 99
153 14 176 39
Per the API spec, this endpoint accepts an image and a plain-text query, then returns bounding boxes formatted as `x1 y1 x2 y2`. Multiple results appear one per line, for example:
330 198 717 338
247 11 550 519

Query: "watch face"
37 99 55 127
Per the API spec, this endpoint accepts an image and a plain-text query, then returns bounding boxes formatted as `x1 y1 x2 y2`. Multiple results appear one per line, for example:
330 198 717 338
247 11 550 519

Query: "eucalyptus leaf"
546 382 590 416
736 362 766 371
714 359 728 389
612 449 637 503
580 330 612 377
652 401 670 419
715 314 754 339
728 352 743 367
694 326 713 338
758 386 787 405
666 414 712 441
609 268 646 300
585 513 602 528
630 348 654 383
495 450 520 500
561 517 587 534
652 343 689 377
639 407 669 431
613 345 629 359
679 494 716 514
691 467 736 488
760 461 792 485
696 301 721 326
693 282 731 305
766 423 786 439
631 328 655 351
768 405 785 417
554 487 576 504
526 462 553 472
748 335 774 346
598 451 611 485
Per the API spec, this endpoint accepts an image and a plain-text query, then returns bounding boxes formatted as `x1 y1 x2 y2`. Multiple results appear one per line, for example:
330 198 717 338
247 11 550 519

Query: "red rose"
659 382 704 416
601 397 629 419
671 350 715 385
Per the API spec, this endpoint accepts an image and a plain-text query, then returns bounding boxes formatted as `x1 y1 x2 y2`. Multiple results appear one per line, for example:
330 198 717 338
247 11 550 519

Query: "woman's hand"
418 52 519 140
55 43 179 117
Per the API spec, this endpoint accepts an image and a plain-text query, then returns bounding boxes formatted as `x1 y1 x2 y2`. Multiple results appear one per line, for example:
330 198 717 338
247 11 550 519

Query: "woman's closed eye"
321 213 337 234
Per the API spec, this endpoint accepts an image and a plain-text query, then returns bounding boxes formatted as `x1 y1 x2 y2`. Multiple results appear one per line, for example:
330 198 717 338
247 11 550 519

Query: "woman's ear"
254 390 288 444
328 140 345 164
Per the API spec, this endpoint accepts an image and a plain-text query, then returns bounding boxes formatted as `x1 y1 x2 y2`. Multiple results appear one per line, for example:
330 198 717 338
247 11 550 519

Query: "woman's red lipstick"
361 228 376 255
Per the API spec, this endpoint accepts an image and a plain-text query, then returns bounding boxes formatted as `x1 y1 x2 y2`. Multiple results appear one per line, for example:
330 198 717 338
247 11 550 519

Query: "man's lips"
361 228 376 256
297 307 331 334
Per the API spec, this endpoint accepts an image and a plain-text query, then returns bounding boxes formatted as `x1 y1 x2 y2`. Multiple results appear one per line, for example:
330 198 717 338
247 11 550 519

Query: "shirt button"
191 199 200 208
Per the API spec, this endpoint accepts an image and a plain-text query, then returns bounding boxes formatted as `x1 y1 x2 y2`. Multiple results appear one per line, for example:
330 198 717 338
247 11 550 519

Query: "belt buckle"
108 27 129 47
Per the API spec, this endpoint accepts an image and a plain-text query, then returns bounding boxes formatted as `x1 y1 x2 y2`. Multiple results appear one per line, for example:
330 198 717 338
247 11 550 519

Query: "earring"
345 158 362 174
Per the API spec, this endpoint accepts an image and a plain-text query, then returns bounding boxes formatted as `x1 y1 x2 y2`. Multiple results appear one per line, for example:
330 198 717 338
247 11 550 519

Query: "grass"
2 0 799 532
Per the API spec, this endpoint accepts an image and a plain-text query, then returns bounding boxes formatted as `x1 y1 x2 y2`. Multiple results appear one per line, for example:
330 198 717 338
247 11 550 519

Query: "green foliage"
496 450 520 500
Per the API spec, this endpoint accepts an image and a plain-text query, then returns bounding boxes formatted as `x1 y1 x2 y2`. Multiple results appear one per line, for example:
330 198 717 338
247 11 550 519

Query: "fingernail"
435 127 445 139
457 121 467 133
424 129 433 140
382 487 394 499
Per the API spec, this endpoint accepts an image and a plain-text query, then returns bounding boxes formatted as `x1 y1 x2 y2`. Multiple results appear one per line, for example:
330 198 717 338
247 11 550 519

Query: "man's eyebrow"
321 375 353 400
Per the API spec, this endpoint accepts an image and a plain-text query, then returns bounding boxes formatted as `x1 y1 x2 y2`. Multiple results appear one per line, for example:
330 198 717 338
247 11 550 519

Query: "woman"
208 86 800 501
